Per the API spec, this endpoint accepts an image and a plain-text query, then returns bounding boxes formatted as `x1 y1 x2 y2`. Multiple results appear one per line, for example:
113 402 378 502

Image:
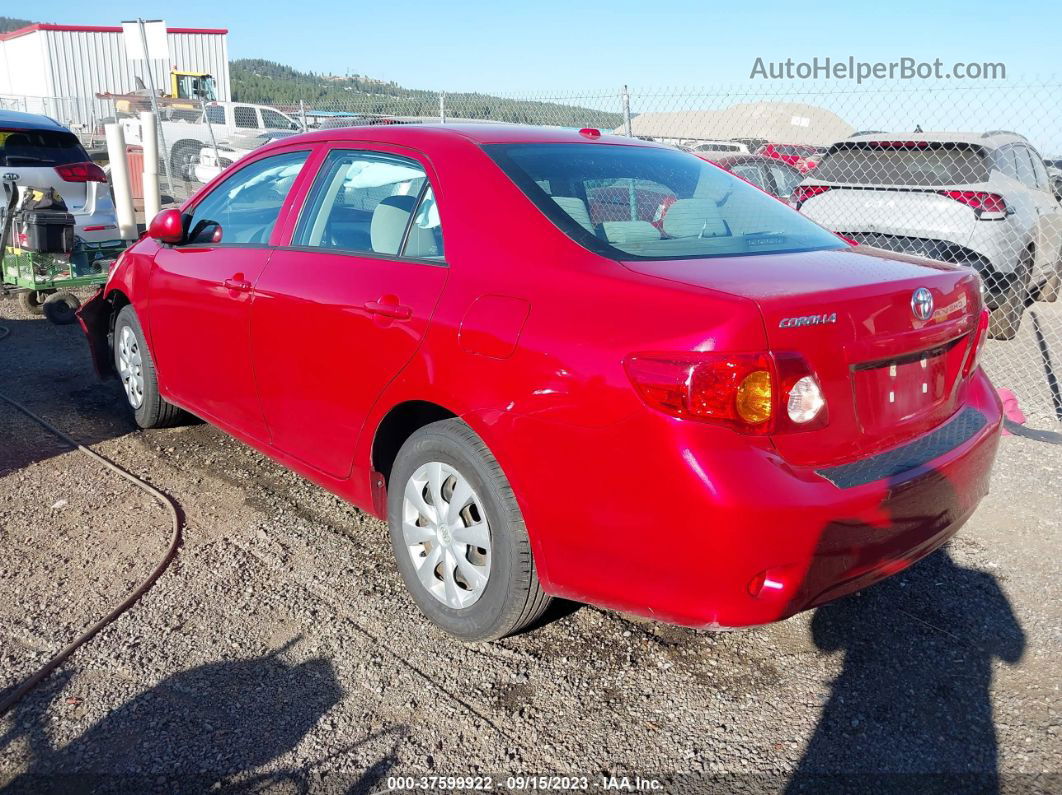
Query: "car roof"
0 109 68 132
844 130 1029 148
258 123 654 153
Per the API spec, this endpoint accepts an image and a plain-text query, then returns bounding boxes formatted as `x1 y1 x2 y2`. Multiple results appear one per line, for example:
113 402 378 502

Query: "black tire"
113 305 185 429
17 289 52 316
42 291 81 325
987 247 1033 340
387 419 551 641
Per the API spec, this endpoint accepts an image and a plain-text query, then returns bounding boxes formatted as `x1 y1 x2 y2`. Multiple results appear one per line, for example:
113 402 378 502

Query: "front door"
251 147 448 477
148 149 309 440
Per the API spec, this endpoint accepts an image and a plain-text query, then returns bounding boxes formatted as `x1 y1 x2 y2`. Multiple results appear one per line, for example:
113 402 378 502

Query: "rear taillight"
625 351 827 434
792 184 831 209
938 190 1008 220
54 162 108 183
963 308 991 377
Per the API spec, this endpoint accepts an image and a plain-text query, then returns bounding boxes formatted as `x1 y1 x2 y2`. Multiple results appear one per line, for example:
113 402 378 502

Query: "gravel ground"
0 294 1059 794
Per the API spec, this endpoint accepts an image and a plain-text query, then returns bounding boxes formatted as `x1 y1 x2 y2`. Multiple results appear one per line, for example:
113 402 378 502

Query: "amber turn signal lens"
735 370 772 424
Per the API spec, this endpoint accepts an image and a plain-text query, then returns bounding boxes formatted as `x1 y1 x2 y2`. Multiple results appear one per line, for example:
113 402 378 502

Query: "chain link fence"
7 80 1062 428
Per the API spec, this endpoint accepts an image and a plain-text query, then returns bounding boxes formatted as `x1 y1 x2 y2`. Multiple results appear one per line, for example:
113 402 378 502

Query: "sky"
20 0 1060 93
14 1 1062 151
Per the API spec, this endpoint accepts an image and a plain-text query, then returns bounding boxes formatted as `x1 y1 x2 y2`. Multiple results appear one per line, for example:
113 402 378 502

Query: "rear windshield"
485 143 843 261
813 144 991 186
0 128 88 167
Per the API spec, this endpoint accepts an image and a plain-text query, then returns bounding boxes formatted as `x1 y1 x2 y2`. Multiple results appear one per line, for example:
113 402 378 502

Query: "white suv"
796 131 1062 338
0 109 119 244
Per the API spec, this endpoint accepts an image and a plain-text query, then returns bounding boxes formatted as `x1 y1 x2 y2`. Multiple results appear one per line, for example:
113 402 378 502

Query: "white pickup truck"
120 101 302 182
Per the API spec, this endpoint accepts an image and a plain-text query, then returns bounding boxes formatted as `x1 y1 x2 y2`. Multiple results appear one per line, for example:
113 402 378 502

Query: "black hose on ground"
0 323 182 717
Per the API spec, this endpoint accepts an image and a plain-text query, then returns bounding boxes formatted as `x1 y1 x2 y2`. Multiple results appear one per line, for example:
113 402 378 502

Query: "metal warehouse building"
0 23 230 131
621 101 854 147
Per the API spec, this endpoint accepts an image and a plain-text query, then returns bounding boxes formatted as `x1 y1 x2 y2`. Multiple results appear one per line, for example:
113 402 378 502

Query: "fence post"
439 92 446 124
300 99 308 132
622 85 633 137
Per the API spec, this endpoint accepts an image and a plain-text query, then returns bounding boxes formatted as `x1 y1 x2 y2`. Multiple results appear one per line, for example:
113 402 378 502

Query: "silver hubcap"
116 325 145 409
402 461 491 609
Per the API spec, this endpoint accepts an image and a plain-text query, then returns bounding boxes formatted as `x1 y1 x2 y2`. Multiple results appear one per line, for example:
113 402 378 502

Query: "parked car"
80 124 1002 641
0 109 118 243
194 130 298 183
707 153 803 203
758 143 826 174
796 131 1062 339
685 140 750 155
1044 157 1062 199
120 101 302 181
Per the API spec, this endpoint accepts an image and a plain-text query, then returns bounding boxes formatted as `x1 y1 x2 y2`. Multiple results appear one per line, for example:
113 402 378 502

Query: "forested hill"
231 58 621 128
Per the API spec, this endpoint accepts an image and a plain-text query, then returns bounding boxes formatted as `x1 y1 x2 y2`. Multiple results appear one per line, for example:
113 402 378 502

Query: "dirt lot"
0 294 1059 794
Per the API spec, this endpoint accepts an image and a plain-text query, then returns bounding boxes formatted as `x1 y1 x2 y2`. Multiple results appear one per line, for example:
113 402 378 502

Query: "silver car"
0 109 119 244
796 131 1062 338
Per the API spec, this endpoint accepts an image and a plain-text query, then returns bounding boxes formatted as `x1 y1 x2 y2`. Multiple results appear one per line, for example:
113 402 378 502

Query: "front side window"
293 150 443 259
183 150 308 245
487 143 842 260
234 106 258 129
261 108 292 130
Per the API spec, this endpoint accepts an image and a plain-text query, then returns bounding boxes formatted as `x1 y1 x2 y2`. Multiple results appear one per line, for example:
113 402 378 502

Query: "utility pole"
136 19 174 197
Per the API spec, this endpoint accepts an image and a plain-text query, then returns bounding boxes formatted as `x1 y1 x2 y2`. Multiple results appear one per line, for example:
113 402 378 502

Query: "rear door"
148 148 310 440
250 145 448 478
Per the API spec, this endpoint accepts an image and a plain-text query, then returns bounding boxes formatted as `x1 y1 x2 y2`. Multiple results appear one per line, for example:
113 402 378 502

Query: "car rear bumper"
496 369 1002 629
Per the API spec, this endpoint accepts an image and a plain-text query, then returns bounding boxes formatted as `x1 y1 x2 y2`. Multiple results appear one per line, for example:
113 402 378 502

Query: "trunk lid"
623 246 983 467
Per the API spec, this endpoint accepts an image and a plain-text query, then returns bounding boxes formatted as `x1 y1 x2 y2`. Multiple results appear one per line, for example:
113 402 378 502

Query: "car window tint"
260 108 291 130
183 150 308 245
0 128 88 166
814 145 990 186
1013 146 1037 188
488 143 843 260
234 106 258 129
729 163 766 190
293 149 442 259
767 163 801 198
584 178 676 225
205 105 226 125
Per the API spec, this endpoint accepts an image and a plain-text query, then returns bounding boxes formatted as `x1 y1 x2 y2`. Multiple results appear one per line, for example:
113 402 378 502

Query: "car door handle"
223 277 252 292
364 299 412 320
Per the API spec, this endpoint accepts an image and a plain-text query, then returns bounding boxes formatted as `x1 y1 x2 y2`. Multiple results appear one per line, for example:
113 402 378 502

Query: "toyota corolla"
79 124 1002 641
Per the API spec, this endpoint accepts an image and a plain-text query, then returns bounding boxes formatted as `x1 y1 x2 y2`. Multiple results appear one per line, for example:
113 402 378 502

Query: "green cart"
2 239 126 324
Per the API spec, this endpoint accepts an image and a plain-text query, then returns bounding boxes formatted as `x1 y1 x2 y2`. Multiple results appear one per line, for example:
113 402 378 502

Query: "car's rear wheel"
387 419 551 641
987 247 1033 340
113 305 185 428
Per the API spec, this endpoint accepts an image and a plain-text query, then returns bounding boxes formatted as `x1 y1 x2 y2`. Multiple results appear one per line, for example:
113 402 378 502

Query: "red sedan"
80 125 1002 641
758 143 827 173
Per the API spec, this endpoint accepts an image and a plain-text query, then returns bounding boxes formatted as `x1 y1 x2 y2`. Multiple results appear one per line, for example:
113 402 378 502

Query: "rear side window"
0 128 88 166
293 149 443 260
813 145 990 186
234 106 258 129
183 150 308 245
205 105 226 125
486 143 843 261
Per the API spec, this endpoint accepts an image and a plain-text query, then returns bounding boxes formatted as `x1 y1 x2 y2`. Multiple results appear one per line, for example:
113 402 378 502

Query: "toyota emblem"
911 288 934 321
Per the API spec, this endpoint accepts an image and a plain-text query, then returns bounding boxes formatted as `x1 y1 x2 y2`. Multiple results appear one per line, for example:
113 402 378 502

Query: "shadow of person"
4 644 343 792
786 546 1024 794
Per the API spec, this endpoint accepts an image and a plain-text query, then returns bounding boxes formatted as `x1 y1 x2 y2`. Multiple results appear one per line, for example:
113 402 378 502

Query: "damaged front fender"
76 289 115 380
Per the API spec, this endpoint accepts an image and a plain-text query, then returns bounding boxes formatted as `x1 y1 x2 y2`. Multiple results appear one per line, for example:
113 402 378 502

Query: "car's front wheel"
387 419 551 641
113 305 185 429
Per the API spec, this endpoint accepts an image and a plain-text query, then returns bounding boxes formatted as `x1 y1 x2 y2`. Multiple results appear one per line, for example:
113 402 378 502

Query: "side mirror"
148 208 184 244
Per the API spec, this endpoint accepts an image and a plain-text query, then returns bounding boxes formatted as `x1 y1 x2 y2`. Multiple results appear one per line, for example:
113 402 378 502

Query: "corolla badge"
911 287 934 321
778 313 837 328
